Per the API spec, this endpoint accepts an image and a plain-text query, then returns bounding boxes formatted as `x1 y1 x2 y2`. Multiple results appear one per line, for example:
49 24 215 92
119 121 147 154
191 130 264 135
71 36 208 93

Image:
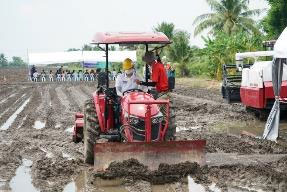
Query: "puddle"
65 171 222 192
10 159 39 192
0 97 31 130
63 182 76 192
41 148 54 158
212 119 287 139
64 173 129 192
65 126 73 133
17 115 27 129
33 120 46 129
188 176 221 192
62 152 74 160
0 93 16 105
177 126 200 132
0 94 26 118
0 180 5 188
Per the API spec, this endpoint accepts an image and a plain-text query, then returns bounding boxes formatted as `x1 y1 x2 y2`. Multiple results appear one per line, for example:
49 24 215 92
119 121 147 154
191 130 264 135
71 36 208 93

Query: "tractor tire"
225 88 231 104
165 100 176 141
83 98 100 164
221 86 226 99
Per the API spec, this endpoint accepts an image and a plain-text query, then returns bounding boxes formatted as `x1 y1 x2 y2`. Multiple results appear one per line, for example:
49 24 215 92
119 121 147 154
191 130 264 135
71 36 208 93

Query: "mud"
93 159 202 185
93 156 287 192
1 76 287 191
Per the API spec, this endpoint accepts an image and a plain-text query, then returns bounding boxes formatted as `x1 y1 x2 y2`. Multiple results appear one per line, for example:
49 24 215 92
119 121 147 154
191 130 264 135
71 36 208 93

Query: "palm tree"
153 22 175 40
168 30 192 76
193 0 263 36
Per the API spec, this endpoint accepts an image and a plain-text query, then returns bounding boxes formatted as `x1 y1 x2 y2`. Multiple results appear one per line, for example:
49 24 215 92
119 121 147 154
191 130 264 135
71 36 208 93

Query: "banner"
83 61 109 69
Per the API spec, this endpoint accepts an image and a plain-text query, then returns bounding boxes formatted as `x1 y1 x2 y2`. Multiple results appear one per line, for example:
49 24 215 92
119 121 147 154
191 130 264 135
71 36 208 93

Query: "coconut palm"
153 22 175 40
168 30 192 76
193 0 263 36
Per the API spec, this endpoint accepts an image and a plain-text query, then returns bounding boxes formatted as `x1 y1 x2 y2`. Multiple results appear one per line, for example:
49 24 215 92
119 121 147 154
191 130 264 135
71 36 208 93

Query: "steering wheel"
122 88 144 95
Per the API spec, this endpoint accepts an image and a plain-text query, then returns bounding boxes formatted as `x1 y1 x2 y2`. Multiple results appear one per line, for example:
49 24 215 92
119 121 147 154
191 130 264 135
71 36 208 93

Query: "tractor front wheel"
84 99 100 164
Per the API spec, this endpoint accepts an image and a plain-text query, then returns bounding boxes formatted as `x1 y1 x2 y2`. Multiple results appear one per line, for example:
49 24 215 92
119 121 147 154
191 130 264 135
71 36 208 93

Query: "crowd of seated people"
29 66 121 82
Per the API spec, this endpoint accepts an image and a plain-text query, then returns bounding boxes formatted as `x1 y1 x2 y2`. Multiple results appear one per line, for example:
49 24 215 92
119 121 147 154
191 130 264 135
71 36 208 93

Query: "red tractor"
73 32 205 171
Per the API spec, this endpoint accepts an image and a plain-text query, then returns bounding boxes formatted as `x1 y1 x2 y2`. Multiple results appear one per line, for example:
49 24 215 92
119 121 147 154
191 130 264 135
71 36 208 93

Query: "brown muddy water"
212 118 287 139
62 171 222 192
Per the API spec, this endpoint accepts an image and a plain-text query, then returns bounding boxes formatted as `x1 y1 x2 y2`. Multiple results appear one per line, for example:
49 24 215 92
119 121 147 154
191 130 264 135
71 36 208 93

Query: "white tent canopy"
274 27 287 58
28 51 137 65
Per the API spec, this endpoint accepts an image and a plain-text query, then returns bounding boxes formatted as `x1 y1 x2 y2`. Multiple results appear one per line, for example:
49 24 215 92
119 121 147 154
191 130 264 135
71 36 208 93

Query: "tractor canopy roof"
92 32 171 45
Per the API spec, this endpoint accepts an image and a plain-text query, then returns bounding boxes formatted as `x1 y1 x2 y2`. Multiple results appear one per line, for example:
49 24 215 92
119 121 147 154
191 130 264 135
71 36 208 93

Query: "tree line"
153 0 287 79
0 54 27 68
1 0 286 79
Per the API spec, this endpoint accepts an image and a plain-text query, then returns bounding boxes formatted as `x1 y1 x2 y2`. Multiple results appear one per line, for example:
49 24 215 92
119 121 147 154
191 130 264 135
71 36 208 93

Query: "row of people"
30 69 120 82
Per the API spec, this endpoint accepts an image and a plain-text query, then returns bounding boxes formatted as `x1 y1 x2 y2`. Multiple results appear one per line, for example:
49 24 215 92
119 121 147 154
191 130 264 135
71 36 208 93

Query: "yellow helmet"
122 58 133 70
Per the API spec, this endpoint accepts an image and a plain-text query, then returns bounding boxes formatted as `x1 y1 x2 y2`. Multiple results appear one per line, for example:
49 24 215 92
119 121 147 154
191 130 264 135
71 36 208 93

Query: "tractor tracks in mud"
1 82 287 192
0 84 88 191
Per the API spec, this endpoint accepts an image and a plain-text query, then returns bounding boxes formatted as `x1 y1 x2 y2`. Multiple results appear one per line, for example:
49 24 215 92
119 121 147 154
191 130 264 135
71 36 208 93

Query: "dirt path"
0 82 287 192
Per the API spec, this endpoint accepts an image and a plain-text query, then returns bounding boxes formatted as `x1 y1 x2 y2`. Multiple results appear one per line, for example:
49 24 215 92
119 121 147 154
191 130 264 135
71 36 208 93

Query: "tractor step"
93 140 206 172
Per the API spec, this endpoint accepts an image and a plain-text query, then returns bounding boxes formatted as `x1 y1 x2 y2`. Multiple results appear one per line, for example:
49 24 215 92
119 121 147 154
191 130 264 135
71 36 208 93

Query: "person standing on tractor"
137 51 169 98
166 63 175 91
115 58 147 96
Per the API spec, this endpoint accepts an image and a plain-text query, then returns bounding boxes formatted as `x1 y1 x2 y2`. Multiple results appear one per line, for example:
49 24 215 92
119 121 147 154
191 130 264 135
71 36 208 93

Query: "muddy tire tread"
84 98 100 164
165 105 176 141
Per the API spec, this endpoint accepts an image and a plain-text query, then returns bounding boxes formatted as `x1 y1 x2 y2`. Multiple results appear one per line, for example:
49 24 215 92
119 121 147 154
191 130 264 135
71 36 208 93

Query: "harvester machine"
73 32 206 171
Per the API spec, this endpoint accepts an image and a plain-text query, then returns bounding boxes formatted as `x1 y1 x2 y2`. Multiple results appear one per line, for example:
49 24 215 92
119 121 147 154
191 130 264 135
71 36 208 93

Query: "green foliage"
68 44 103 52
193 0 263 36
202 30 263 79
0 53 8 68
168 30 192 77
262 0 287 39
67 48 81 51
187 48 212 77
153 22 175 40
9 56 27 67
0 54 27 68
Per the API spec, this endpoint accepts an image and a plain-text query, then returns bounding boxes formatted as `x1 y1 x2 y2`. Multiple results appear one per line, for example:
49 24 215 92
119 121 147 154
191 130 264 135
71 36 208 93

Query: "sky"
0 0 268 61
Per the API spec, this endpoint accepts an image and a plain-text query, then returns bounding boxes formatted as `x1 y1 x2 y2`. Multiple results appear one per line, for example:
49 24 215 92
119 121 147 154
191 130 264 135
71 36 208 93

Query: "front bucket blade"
94 140 206 172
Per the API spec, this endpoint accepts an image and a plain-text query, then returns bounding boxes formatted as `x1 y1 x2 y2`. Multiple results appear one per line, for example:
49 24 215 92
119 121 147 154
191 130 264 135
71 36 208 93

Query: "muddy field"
0 75 287 192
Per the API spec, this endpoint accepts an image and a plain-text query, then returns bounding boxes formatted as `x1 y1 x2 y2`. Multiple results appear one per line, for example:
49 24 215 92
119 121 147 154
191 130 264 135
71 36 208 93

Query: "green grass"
176 77 221 90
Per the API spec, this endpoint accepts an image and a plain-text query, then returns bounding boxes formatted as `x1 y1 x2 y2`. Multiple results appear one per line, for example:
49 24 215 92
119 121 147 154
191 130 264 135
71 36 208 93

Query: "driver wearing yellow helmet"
115 58 147 96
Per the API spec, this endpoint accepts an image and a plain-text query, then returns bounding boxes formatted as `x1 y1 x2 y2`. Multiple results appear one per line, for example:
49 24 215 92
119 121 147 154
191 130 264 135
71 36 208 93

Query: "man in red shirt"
137 51 168 94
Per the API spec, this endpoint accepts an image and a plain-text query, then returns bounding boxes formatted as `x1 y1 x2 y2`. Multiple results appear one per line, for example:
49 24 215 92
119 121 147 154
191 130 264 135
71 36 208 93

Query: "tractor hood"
122 92 160 118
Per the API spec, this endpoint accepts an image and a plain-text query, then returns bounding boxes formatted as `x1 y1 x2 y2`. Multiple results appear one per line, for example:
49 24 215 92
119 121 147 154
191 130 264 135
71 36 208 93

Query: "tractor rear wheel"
84 98 100 164
165 101 176 141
